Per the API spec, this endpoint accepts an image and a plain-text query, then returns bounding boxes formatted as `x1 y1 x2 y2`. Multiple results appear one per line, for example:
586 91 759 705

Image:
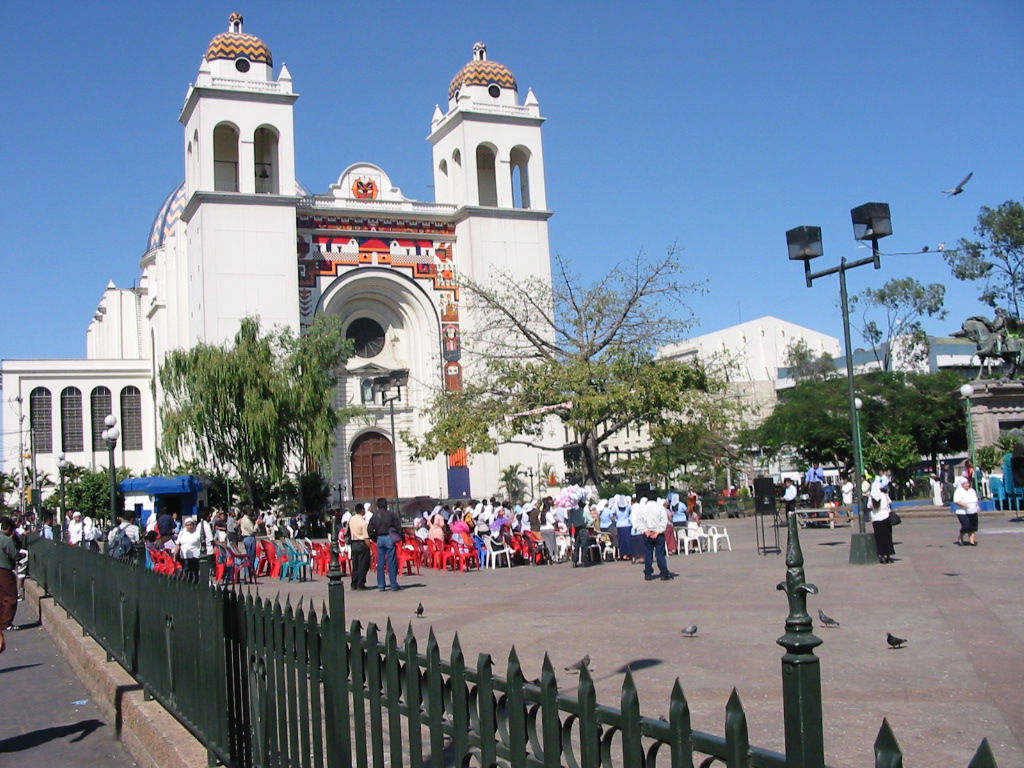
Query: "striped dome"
206 32 272 66
147 179 310 251
147 182 186 251
448 51 517 100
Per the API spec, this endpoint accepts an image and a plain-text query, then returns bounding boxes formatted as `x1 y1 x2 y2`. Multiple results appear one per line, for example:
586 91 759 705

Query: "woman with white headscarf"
870 470 896 564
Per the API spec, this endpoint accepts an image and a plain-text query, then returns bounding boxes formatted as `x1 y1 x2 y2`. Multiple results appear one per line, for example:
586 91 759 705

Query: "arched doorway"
351 432 396 500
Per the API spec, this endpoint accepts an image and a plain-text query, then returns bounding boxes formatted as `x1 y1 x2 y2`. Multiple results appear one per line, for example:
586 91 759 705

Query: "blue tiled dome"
147 182 186 251
146 179 311 251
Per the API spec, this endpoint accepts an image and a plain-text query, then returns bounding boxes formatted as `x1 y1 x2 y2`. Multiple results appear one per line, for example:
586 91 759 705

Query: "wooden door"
351 432 396 500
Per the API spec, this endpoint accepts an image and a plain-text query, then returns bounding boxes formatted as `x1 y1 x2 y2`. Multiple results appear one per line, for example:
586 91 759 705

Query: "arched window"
476 144 498 206
120 386 143 450
437 159 449 201
60 386 83 453
213 123 239 192
29 387 53 454
254 125 279 194
510 146 531 209
90 386 112 451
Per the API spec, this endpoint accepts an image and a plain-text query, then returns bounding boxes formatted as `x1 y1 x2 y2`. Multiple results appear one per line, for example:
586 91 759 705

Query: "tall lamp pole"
57 452 68 529
786 202 893 565
374 370 408 514
960 383 977 491
661 436 672 494
101 414 120 529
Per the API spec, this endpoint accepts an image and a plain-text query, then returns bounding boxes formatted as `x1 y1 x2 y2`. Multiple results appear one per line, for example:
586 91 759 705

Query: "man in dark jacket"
370 498 403 591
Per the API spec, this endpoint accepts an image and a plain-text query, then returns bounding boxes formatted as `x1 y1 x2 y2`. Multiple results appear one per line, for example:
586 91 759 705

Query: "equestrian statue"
954 308 1024 379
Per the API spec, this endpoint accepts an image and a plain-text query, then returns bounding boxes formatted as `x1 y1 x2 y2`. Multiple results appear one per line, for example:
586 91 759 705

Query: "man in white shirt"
782 479 798 513
633 500 676 582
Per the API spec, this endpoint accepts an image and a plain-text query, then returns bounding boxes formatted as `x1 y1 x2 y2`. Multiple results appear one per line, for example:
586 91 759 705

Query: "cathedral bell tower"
177 13 301 345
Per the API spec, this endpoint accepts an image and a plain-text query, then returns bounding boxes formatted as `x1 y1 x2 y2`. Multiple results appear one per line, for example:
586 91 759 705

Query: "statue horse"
955 316 1024 379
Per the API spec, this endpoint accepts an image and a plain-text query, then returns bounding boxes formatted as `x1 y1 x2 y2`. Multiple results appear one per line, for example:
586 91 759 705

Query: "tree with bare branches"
406 248 726 488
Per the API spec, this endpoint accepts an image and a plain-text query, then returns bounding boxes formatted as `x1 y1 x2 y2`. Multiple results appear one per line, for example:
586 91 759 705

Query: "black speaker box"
753 476 777 513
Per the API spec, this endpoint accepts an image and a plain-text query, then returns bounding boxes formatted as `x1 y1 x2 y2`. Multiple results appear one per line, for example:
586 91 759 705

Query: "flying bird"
942 172 973 197
886 632 907 649
681 625 698 638
565 654 591 672
818 609 840 629
415 602 425 618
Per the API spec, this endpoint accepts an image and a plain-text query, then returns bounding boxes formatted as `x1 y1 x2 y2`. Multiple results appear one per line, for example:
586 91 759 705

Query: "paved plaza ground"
4 510 1021 767
251 510 1024 768
0 597 136 766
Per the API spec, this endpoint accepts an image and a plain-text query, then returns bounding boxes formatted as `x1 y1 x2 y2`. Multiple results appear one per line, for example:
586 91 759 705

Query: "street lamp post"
527 467 535 499
661 436 672 494
960 383 977 491
101 414 120 530
787 202 892 565
853 398 865 479
373 370 409 513
57 452 68 530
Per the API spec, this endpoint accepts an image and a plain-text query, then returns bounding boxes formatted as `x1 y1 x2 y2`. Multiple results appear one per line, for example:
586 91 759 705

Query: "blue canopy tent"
119 475 207 528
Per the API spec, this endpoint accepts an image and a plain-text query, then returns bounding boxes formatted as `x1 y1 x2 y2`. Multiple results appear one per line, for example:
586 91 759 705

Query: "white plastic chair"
484 536 513 569
679 523 706 555
706 525 732 552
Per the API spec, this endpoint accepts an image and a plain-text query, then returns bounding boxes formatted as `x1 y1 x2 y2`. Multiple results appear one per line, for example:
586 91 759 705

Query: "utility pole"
14 396 25 516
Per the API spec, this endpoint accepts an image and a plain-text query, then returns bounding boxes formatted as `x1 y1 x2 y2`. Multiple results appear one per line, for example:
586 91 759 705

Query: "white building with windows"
1 15 562 503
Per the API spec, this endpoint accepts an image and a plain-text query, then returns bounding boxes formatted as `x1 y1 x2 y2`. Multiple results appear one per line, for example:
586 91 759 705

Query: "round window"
346 318 386 358
487 84 501 98
235 58 251 73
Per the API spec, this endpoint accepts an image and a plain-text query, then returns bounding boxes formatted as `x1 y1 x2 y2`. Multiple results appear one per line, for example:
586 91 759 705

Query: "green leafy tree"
784 338 836 382
755 370 966 472
945 200 1024 316
862 432 919 483
405 249 721 489
65 465 132 523
849 277 947 370
160 315 359 507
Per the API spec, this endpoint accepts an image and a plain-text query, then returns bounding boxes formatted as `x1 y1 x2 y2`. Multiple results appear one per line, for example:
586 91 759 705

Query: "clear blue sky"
2 0 1022 363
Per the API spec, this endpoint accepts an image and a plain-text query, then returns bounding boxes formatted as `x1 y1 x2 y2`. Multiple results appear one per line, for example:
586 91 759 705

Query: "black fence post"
776 510 825 768
323 534 352 768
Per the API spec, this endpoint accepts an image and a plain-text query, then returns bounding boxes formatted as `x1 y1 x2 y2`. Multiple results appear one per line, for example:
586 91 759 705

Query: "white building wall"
1 359 156 490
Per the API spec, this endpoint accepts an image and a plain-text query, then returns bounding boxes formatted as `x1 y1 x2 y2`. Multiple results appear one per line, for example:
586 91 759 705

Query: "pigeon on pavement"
565 654 591 672
818 609 840 628
415 602 425 618
886 632 907 649
681 625 698 638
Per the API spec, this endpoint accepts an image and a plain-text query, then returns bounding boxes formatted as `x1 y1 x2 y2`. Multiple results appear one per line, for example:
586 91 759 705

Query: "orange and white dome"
448 42 517 101
205 13 272 66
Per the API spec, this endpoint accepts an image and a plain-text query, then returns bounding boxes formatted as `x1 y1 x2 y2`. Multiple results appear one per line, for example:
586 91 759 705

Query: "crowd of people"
334 491 713 591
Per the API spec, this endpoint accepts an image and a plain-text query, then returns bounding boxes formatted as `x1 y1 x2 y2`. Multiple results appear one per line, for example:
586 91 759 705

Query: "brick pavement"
0 597 135 766
10 510 1022 768
253 510 1024 768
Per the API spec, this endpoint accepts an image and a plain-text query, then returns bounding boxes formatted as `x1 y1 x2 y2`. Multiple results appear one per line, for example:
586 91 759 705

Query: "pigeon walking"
415 602 424 618
818 609 840 628
565 654 591 672
942 172 973 196
886 632 907 649
681 625 698 638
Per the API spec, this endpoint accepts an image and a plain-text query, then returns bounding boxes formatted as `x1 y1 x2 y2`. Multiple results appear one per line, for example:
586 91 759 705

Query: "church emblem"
352 176 379 199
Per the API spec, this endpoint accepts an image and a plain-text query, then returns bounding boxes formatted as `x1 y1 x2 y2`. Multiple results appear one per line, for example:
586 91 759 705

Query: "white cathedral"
2 14 563 504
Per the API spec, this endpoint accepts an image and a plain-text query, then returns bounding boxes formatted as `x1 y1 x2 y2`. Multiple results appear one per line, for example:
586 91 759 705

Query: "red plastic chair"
427 539 454 571
451 533 481 571
397 540 421 576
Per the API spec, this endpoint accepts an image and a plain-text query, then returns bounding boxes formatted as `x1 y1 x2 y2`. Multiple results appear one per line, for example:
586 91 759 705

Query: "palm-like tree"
500 463 527 502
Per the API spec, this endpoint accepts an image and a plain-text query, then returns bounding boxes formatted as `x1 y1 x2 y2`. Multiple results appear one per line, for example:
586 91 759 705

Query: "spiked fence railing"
27 514 999 768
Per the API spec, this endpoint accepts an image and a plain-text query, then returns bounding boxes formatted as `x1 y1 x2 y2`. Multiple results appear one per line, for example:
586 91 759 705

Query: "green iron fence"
27 518 999 768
